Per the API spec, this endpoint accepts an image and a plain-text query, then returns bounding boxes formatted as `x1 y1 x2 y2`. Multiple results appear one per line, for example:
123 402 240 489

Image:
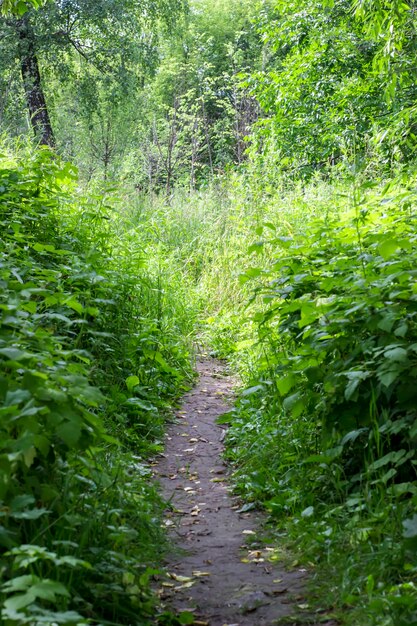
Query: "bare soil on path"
153 359 336 626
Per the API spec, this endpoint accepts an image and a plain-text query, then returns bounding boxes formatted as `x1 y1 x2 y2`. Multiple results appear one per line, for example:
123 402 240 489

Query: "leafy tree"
123 0 264 190
1 0 47 15
244 0 393 173
0 0 187 146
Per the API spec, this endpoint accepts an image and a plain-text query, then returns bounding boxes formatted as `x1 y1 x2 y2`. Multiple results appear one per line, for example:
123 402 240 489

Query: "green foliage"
3 0 417 624
244 0 417 177
0 144 193 625
115 0 264 190
216 171 417 625
0 0 47 16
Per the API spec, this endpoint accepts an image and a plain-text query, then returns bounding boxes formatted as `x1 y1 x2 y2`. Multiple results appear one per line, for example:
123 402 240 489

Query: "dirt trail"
153 359 330 626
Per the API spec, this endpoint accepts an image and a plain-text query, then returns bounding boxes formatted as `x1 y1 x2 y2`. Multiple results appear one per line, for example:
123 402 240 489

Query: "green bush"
0 146 193 625
223 174 417 624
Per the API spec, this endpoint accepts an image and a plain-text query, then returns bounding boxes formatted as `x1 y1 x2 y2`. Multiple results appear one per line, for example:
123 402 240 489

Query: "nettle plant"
240 179 417 477
224 175 417 623
0 147 190 625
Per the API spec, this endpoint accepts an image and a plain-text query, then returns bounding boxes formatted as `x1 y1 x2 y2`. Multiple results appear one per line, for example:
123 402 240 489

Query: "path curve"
153 359 314 626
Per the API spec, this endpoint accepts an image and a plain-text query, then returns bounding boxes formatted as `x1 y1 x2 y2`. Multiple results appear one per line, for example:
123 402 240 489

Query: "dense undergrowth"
3 144 417 626
220 172 417 626
3 1 417 625
0 144 195 625
136 165 417 626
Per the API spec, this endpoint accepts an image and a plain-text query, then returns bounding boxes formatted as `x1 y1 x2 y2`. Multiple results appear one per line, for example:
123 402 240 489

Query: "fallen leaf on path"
192 570 211 577
188 438 199 443
210 477 226 483
164 520 174 527
183 448 195 453
175 581 195 590
248 550 262 558
169 574 193 582
183 519 200 526
190 506 201 516
270 588 288 595
236 503 256 513
242 530 256 535
169 474 178 480
161 582 175 588
194 621 209 626
273 578 283 583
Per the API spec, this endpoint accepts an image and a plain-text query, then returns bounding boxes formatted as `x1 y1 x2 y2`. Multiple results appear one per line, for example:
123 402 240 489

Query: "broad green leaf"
344 371 369 401
126 375 140 391
283 392 305 418
2 575 35 593
179 612 195 625
64 297 83 314
340 428 368 446
216 411 233 425
384 347 408 361
378 238 400 259
4 591 35 611
403 515 417 538
56 421 82 447
124 397 155 410
276 374 295 396
0 348 31 361
378 369 401 388
11 507 49 520
242 384 264 396
368 449 407 471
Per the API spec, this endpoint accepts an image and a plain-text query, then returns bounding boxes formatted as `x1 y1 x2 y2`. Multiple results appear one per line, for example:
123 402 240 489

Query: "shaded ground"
153 359 337 626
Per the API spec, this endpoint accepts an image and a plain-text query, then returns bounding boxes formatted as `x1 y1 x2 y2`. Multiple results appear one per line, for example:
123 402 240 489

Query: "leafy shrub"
222 175 417 624
0 145 192 625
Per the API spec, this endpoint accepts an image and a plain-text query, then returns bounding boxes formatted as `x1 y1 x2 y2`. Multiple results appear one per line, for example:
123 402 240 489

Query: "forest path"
153 358 333 626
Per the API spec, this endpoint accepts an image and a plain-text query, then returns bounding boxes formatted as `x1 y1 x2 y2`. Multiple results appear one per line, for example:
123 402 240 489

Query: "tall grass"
135 165 417 626
4 138 416 625
0 143 194 625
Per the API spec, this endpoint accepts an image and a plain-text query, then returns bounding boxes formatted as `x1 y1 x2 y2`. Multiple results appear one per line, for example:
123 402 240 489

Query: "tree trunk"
16 15 55 147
